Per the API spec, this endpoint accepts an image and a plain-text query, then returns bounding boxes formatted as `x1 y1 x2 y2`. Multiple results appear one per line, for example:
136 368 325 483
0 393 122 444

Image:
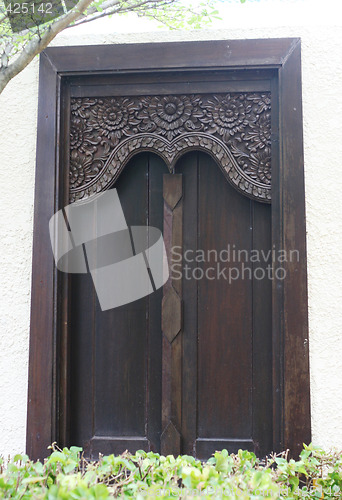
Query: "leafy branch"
0 0 224 94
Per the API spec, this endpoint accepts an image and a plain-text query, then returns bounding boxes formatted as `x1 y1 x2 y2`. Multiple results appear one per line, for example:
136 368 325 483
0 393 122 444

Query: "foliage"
0 443 342 498
0 0 226 94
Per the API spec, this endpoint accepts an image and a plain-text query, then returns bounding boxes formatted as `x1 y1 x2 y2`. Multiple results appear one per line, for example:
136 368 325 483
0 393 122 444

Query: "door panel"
177 152 272 459
69 153 168 456
69 151 272 459
197 153 253 441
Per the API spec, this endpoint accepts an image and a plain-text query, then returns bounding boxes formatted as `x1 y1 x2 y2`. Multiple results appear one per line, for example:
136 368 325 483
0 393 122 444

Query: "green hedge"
0 443 341 498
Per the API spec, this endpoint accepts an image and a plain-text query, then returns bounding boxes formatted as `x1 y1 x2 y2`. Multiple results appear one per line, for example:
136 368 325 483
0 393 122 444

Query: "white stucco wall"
1 0 342 457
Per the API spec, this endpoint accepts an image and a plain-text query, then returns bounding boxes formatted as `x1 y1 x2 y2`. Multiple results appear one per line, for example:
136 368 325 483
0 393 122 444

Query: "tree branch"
0 0 94 94
0 0 219 94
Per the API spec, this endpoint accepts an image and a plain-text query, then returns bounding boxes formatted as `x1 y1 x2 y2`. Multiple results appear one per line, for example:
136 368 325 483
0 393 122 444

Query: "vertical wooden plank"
58 78 72 449
68 164 97 452
177 153 198 456
161 174 183 456
147 154 168 451
270 73 283 453
69 272 95 449
197 153 253 443
94 156 148 441
171 204 183 298
279 40 311 457
26 53 59 460
161 192 173 437
251 201 273 457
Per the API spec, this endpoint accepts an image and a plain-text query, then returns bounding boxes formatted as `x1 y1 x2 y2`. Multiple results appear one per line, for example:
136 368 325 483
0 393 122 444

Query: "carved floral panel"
69 93 272 202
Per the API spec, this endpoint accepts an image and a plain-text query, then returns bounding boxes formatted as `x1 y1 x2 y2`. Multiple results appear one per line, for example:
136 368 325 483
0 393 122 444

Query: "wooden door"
177 152 272 459
28 40 311 462
68 151 272 459
69 153 168 456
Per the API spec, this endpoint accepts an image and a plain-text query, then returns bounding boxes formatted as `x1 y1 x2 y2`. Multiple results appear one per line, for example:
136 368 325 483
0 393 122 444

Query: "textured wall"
1 14 342 456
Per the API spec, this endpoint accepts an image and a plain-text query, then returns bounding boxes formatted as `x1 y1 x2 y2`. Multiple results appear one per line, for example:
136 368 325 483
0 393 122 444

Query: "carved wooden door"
66 91 274 460
28 40 311 463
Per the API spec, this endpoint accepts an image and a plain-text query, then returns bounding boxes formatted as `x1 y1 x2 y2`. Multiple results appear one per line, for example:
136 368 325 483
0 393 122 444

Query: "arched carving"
70 93 272 203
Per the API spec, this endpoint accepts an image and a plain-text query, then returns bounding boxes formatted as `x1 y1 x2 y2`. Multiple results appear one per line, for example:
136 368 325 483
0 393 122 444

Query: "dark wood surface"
68 152 273 459
178 153 273 459
43 39 296 73
196 153 253 442
251 201 273 456
161 174 183 456
69 154 167 458
69 70 272 98
27 52 59 460
27 38 310 461
279 41 311 457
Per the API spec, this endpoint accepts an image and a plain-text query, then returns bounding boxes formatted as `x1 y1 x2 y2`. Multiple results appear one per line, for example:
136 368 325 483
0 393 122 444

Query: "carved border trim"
70 133 271 203
69 93 272 203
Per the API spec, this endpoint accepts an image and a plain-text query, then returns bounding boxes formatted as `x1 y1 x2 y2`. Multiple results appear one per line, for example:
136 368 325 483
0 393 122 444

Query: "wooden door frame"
27 38 310 460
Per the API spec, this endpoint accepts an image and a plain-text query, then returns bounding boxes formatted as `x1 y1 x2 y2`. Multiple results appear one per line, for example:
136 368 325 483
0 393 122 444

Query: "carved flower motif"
70 117 100 158
69 92 272 200
246 93 271 114
242 113 271 151
247 149 272 185
71 98 97 119
69 151 100 189
88 98 140 145
203 94 252 142
138 95 203 141
70 118 87 151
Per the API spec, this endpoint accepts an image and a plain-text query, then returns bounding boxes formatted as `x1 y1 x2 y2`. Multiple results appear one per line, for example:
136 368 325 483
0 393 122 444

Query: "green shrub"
0 443 341 498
